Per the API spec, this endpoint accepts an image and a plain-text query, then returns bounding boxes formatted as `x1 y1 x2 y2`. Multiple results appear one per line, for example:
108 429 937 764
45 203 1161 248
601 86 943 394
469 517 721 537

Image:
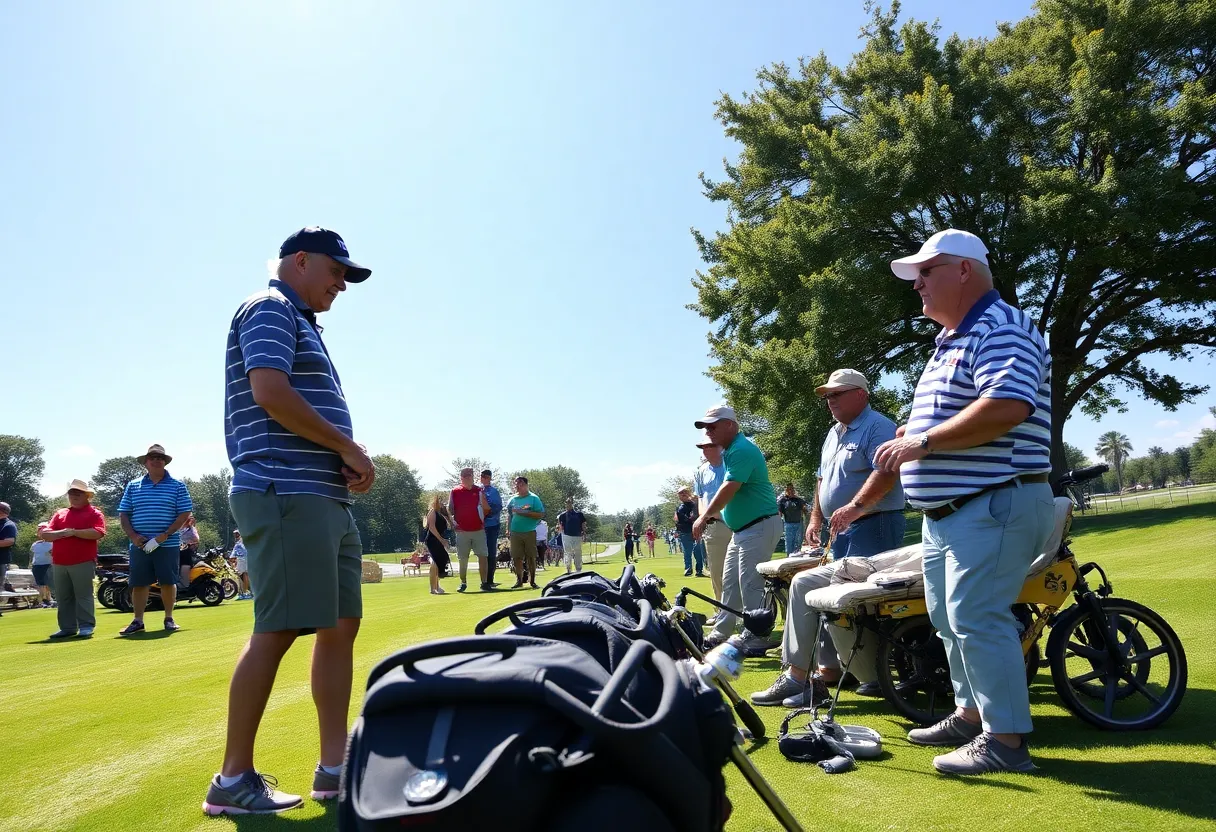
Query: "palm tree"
1095 431 1133 492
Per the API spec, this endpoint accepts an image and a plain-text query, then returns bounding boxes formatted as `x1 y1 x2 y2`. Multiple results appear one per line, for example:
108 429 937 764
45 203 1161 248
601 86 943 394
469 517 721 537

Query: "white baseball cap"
694 403 737 428
890 229 989 281
694 432 716 448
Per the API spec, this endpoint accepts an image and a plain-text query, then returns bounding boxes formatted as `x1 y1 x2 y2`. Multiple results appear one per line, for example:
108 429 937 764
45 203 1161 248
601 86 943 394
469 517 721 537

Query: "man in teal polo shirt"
507 476 545 589
692 404 782 651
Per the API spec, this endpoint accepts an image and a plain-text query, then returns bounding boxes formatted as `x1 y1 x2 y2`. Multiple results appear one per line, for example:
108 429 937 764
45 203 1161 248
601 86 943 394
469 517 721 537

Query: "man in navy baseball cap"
279 227 372 283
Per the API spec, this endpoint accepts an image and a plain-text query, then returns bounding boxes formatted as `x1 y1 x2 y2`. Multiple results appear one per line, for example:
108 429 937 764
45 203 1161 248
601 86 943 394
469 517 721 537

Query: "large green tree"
0 435 46 522
693 0 1216 479
92 456 146 516
182 470 235 549
351 454 424 554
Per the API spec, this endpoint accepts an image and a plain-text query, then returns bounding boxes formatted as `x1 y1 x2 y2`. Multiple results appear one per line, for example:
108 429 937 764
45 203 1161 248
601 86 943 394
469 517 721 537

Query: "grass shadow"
229 802 337 830
1039 758 1216 822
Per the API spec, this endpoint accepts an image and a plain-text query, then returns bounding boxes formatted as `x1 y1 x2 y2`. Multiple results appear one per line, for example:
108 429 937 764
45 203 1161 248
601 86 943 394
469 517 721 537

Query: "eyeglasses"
918 262 957 280
823 388 858 401
146 454 167 461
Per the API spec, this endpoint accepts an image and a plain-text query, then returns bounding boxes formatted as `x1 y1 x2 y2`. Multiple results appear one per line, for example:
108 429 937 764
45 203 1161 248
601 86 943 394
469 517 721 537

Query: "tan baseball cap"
815 369 870 396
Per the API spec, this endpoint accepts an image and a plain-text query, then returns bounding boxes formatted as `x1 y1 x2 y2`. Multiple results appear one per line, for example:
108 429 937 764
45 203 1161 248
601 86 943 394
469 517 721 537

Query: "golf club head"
742 607 776 638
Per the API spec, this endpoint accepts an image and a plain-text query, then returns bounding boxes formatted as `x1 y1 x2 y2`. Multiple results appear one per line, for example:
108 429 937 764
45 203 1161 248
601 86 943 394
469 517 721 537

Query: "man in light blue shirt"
692 433 728 602
809 369 906 558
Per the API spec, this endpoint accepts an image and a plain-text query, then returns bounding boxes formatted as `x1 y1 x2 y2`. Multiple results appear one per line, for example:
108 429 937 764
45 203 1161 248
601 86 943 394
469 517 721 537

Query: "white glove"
143 538 160 553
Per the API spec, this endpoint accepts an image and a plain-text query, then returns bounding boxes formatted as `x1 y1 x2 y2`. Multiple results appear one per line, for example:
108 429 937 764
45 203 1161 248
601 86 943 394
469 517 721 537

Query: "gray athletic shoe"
907 713 983 747
750 672 806 706
310 765 341 800
933 734 1036 775
202 771 303 815
782 676 831 708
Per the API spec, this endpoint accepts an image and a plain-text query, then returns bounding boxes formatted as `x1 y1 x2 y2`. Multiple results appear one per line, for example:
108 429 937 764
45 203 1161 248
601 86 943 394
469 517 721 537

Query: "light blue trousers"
922 480 1054 735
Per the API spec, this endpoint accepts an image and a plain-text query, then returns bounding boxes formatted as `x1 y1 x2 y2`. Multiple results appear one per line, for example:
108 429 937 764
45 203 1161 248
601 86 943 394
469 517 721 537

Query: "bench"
2 568 44 610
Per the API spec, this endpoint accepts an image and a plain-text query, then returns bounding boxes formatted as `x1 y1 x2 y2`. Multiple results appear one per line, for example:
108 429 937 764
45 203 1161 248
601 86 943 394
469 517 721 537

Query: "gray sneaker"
750 672 806 706
933 734 1036 775
907 713 983 747
202 771 303 815
781 676 831 708
310 765 341 800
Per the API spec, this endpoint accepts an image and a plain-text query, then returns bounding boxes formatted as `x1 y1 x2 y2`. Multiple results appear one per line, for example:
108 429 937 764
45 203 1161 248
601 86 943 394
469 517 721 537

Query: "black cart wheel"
1047 597 1187 730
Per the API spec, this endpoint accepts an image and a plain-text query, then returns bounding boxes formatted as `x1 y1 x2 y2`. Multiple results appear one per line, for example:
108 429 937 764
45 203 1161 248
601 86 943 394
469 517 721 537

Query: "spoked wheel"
875 616 954 725
115 586 133 613
221 578 239 600
1047 597 1187 730
197 580 224 606
96 581 119 609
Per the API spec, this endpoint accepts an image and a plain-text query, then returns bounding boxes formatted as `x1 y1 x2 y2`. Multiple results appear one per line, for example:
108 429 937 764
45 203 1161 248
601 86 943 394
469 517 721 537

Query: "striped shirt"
118 474 193 547
225 279 353 503
901 290 1052 508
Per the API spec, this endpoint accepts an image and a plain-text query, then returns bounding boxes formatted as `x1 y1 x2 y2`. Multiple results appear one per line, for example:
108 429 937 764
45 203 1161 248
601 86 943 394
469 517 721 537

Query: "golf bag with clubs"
339 566 803 831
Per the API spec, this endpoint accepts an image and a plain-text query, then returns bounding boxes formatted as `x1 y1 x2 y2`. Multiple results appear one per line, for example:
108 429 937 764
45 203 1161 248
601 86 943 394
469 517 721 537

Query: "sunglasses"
917 261 957 280
823 389 858 401
146 454 167 461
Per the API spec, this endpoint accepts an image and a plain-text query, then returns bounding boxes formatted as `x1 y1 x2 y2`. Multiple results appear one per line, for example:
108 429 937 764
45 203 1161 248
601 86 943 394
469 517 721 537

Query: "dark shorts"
129 543 180 587
230 487 363 634
31 564 53 587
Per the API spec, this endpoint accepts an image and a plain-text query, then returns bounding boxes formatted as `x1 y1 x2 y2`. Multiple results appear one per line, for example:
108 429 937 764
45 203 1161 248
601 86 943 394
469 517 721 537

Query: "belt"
733 513 778 533
922 474 1050 522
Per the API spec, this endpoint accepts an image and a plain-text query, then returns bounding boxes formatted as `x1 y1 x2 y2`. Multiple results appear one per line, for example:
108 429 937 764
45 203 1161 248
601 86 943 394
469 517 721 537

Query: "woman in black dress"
623 522 635 563
424 495 453 595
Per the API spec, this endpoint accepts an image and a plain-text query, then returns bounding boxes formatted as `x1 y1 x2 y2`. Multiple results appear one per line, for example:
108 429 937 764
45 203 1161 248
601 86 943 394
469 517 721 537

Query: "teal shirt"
721 433 778 531
508 492 545 534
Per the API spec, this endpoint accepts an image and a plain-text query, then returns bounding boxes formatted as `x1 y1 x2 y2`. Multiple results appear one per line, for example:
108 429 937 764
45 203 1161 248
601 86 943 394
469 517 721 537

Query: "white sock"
320 763 342 776
217 772 243 788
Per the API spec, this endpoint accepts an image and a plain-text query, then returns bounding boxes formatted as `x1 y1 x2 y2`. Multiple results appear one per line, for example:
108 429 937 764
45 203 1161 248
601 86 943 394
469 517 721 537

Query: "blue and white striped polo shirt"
117 473 194 548
901 290 1052 509
224 279 353 503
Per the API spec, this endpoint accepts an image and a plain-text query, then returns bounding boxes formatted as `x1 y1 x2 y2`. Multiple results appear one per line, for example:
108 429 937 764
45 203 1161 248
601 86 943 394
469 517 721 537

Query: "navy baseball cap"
279 227 372 283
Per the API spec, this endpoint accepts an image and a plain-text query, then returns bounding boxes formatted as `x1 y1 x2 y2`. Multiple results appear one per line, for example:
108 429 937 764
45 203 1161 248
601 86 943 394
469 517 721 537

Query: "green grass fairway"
2 511 1212 831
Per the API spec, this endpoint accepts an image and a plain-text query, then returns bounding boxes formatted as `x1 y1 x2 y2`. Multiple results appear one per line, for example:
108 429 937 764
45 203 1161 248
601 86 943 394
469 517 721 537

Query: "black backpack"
339 634 736 832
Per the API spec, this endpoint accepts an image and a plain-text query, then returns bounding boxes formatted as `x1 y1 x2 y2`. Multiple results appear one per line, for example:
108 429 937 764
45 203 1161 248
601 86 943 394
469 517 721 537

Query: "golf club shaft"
728 744 805 832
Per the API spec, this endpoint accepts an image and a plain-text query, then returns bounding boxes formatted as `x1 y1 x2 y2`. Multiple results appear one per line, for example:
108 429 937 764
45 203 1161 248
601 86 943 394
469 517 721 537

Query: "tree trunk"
1049 381 1069 480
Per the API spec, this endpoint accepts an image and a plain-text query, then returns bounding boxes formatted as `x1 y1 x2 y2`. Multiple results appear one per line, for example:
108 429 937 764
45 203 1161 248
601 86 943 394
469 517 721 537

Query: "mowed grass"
1 513 1212 831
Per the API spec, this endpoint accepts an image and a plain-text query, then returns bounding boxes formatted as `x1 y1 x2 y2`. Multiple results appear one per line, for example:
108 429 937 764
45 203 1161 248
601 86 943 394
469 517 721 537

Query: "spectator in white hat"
41 480 106 638
877 228 1053 775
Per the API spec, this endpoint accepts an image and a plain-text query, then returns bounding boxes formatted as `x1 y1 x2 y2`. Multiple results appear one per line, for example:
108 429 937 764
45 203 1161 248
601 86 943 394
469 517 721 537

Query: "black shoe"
683 569 693 577
530 583 540 590
457 583 467 593
511 582 523 589
695 572 707 578
490 582 501 588
856 681 882 697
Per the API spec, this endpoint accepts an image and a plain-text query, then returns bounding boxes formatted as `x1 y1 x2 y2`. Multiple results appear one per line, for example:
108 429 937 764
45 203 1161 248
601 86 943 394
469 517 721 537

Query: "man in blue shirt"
752 369 905 707
0 502 16 618
557 497 587 573
692 434 727 602
205 227 377 816
876 229 1053 776
118 444 194 635
481 470 504 586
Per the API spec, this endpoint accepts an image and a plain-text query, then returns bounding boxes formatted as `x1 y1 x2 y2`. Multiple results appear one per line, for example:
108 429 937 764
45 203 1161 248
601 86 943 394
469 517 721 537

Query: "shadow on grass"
230 803 337 830
1070 500 1216 535
1042 758 1216 823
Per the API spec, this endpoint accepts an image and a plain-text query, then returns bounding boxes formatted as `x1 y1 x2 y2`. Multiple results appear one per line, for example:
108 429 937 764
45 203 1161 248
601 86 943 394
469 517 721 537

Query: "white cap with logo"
694 404 738 429
890 228 989 281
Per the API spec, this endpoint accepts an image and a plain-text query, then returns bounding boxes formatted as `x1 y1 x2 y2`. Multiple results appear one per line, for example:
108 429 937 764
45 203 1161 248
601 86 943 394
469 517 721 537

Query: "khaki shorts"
230 487 363 634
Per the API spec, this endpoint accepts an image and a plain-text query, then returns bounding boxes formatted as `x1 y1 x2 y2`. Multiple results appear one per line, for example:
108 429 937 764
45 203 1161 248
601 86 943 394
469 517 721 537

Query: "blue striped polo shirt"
117 473 194 548
224 279 353 503
901 290 1052 509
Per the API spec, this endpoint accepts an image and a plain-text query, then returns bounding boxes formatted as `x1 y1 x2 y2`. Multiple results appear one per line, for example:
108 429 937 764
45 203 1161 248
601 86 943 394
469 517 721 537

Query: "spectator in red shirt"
40 479 106 638
448 467 492 593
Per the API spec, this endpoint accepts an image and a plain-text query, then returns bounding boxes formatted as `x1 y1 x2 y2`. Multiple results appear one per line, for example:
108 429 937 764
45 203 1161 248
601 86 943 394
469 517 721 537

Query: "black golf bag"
338 634 736 831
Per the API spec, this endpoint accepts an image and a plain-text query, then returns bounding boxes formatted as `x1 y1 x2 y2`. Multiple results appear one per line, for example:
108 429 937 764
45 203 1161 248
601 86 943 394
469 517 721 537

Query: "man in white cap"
875 229 1053 775
751 368 904 706
690 405 782 652
42 480 106 638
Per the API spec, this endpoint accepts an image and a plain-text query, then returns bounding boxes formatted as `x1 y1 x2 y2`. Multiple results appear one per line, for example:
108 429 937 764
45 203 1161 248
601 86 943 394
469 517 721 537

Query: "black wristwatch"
918 433 931 451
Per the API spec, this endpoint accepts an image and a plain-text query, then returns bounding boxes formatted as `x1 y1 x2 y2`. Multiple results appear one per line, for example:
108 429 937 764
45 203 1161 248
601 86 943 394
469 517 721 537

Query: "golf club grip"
735 700 767 739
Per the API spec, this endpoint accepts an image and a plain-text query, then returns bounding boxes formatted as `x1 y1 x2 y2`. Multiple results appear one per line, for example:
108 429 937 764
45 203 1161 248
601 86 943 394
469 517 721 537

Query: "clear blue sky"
3 1 1211 512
